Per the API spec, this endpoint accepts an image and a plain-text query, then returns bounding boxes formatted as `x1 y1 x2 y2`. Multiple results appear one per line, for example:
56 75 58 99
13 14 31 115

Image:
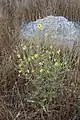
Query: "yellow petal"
40 69 43 73
34 54 39 58
54 62 59 67
37 24 43 29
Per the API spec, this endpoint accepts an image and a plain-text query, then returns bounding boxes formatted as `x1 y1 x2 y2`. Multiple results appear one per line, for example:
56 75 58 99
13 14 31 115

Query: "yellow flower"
57 49 60 54
34 54 39 58
39 62 43 65
22 46 27 50
52 51 54 56
67 69 70 71
28 57 31 61
44 33 48 37
31 56 34 60
37 23 43 29
19 59 22 61
46 70 50 74
32 69 34 73
46 50 49 53
50 46 52 49
54 62 60 67
18 74 20 77
49 56 51 59
23 55 26 60
40 69 43 73
61 63 63 66
19 70 22 73
18 64 22 68
54 59 56 62
17 54 20 58
64 62 67 65
27 70 30 73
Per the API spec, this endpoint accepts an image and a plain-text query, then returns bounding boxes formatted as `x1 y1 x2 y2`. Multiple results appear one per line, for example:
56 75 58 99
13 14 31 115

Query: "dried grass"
0 0 80 120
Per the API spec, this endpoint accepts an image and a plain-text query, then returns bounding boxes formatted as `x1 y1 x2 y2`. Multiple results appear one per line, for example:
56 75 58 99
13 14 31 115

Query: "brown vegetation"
0 0 80 22
0 0 80 120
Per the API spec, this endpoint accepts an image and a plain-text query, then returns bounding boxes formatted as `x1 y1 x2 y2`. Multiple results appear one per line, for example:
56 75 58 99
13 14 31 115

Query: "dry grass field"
0 0 80 120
